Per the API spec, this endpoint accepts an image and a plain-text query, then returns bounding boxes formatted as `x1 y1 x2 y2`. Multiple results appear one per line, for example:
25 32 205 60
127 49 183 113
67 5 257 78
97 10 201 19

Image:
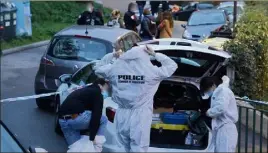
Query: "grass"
1 1 112 51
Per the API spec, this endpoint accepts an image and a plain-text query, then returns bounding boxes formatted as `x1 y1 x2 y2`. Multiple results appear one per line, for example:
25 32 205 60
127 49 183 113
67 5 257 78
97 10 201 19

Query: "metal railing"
236 98 268 153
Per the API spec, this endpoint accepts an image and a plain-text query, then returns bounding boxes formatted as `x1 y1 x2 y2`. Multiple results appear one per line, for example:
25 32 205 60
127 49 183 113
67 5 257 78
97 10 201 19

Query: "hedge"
223 3 268 100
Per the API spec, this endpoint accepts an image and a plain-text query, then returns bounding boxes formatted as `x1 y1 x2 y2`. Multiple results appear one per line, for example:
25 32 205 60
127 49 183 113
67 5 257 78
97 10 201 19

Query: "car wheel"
36 98 52 110
55 96 63 136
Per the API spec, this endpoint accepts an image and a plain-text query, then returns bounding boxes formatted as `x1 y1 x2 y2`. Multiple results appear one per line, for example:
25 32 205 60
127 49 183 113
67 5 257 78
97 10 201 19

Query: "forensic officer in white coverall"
94 45 177 152
200 76 238 152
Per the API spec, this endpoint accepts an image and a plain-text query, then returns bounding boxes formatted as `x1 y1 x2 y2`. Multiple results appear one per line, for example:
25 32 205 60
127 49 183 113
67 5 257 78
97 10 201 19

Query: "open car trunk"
150 80 211 150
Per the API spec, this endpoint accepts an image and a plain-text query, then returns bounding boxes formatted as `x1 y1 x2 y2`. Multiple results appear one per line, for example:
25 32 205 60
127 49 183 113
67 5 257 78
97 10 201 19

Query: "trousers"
59 111 108 146
208 123 238 152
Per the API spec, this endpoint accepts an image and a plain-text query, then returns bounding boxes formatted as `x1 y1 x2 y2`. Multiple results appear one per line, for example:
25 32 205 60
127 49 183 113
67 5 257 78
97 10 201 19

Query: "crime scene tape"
0 83 92 103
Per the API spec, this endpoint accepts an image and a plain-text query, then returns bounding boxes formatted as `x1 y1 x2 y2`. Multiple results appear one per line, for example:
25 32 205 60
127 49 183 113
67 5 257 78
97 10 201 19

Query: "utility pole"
233 0 238 29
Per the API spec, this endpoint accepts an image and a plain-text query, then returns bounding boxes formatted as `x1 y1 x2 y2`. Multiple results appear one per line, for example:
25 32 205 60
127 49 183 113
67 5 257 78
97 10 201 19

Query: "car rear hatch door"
44 35 113 91
149 45 231 81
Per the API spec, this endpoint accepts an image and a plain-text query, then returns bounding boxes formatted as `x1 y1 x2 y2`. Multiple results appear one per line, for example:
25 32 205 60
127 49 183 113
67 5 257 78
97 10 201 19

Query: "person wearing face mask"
77 1 104 26
57 78 109 152
124 2 140 33
199 76 238 152
107 9 125 28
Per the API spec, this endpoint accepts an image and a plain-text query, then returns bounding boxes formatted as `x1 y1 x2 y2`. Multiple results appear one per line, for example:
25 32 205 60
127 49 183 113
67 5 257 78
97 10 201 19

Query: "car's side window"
131 34 142 44
71 65 97 86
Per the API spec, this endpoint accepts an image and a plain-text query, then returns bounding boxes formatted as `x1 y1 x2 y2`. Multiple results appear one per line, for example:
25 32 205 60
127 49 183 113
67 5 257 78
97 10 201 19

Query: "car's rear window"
48 36 113 61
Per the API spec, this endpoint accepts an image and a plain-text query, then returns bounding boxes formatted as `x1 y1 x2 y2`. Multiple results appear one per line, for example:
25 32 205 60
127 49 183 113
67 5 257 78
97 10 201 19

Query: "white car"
54 39 232 152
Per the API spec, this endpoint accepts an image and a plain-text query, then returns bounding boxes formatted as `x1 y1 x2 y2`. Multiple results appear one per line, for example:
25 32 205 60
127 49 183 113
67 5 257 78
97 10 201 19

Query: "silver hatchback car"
34 25 141 110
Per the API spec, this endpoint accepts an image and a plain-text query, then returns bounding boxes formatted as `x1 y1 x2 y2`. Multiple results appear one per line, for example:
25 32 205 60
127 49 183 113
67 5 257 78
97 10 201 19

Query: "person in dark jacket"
58 78 109 152
124 2 140 33
136 1 146 21
139 8 156 41
77 1 104 25
150 1 161 16
161 1 170 12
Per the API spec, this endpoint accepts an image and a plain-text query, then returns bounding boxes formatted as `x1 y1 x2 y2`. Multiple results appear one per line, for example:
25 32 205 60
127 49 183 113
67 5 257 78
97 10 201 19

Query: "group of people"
58 1 239 152
76 1 174 41
58 46 238 152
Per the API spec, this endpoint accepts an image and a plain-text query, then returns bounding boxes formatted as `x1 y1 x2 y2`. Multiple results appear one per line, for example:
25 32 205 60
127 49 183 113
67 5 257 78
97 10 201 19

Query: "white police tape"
0 83 92 103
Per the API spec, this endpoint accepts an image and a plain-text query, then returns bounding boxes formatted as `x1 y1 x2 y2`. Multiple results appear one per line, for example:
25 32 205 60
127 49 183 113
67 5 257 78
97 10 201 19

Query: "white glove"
93 136 106 152
144 45 156 56
221 75 230 87
113 49 123 58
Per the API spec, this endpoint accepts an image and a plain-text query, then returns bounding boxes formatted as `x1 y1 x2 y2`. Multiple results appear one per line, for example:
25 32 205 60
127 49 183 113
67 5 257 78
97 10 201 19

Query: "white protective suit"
207 76 238 152
95 46 178 152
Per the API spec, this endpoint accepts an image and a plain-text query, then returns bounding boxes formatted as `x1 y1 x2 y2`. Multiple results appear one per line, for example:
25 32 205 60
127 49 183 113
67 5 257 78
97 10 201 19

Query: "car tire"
36 98 52 110
55 96 63 136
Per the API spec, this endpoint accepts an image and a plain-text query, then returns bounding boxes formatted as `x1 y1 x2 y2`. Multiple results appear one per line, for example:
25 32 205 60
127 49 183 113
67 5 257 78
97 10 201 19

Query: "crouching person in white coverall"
200 76 238 152
94 45 178 152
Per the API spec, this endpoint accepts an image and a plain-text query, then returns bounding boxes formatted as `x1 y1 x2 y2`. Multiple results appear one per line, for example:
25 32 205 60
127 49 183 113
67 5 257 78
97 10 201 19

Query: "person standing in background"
139 8 156 41
161 1 170 12
107 9 125 28
158 11 173 38
77 1 104 25
150 1 161 16
124 2 140 33
155 12 163 39
136 1 146 21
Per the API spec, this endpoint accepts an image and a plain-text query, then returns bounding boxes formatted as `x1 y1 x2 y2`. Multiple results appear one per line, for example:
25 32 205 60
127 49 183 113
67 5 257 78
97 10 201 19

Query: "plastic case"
160 112 188 125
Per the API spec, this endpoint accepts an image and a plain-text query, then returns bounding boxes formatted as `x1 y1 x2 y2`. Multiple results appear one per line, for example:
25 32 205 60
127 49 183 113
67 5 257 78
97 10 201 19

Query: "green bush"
223 4 268 100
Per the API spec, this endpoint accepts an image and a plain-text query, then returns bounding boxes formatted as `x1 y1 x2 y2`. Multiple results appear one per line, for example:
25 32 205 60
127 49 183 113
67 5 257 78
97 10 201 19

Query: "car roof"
54 25 132 43
144 44 231 59
193 9 225 14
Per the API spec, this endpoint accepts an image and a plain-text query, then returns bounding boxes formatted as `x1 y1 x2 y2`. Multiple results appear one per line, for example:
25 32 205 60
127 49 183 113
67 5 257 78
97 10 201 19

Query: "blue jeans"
138 5 144 21
59 111 108 146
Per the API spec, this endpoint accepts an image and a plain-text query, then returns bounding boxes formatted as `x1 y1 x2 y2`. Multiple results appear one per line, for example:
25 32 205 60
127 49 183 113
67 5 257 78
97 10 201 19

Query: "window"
1 125 24 152
118 39 125 52
48 37 112 61
71 64 97 86
131 34 142 44
188 12 226 26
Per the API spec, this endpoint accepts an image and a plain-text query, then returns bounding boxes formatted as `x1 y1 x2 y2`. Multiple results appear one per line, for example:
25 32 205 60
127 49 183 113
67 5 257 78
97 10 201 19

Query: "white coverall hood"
95 46 178 152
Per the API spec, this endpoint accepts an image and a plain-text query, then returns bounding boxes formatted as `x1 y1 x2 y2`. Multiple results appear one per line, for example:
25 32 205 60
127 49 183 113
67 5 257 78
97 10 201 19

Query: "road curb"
2 40 50 56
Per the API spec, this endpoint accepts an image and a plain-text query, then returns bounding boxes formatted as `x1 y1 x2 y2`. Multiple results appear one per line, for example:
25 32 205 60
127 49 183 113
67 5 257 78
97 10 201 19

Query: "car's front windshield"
188 11 226 26
1 125 24 152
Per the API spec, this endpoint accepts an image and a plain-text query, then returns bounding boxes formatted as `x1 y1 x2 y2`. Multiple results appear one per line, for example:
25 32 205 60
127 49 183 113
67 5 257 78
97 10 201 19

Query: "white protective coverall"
95 46 177 152
207 76 238 152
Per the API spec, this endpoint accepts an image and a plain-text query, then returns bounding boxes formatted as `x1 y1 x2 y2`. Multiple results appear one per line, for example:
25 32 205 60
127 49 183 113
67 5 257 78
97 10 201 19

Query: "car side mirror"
55 74 72 87
29 146 48 153
181 24 186 28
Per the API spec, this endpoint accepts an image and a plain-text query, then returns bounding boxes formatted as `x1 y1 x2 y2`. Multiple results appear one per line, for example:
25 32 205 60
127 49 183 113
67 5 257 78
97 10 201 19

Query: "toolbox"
160 112 188 125
151 123 189 145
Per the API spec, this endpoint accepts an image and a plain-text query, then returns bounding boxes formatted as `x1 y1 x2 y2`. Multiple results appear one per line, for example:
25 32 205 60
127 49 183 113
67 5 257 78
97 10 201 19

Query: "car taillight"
106 107 116 123
0 26 4 30
41 57 54 66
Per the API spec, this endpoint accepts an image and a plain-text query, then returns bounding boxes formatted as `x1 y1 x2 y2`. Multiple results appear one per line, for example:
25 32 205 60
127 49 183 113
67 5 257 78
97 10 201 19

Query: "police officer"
124 2 140 33
77 1 104 26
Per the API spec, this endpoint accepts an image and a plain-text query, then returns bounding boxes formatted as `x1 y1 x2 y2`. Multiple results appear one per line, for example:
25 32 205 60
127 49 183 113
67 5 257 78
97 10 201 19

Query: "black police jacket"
77 10 104 26
124 11 140 32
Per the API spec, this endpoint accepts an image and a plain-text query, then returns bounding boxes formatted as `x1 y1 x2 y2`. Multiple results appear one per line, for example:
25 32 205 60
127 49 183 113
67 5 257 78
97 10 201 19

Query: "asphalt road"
1 23 267 153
